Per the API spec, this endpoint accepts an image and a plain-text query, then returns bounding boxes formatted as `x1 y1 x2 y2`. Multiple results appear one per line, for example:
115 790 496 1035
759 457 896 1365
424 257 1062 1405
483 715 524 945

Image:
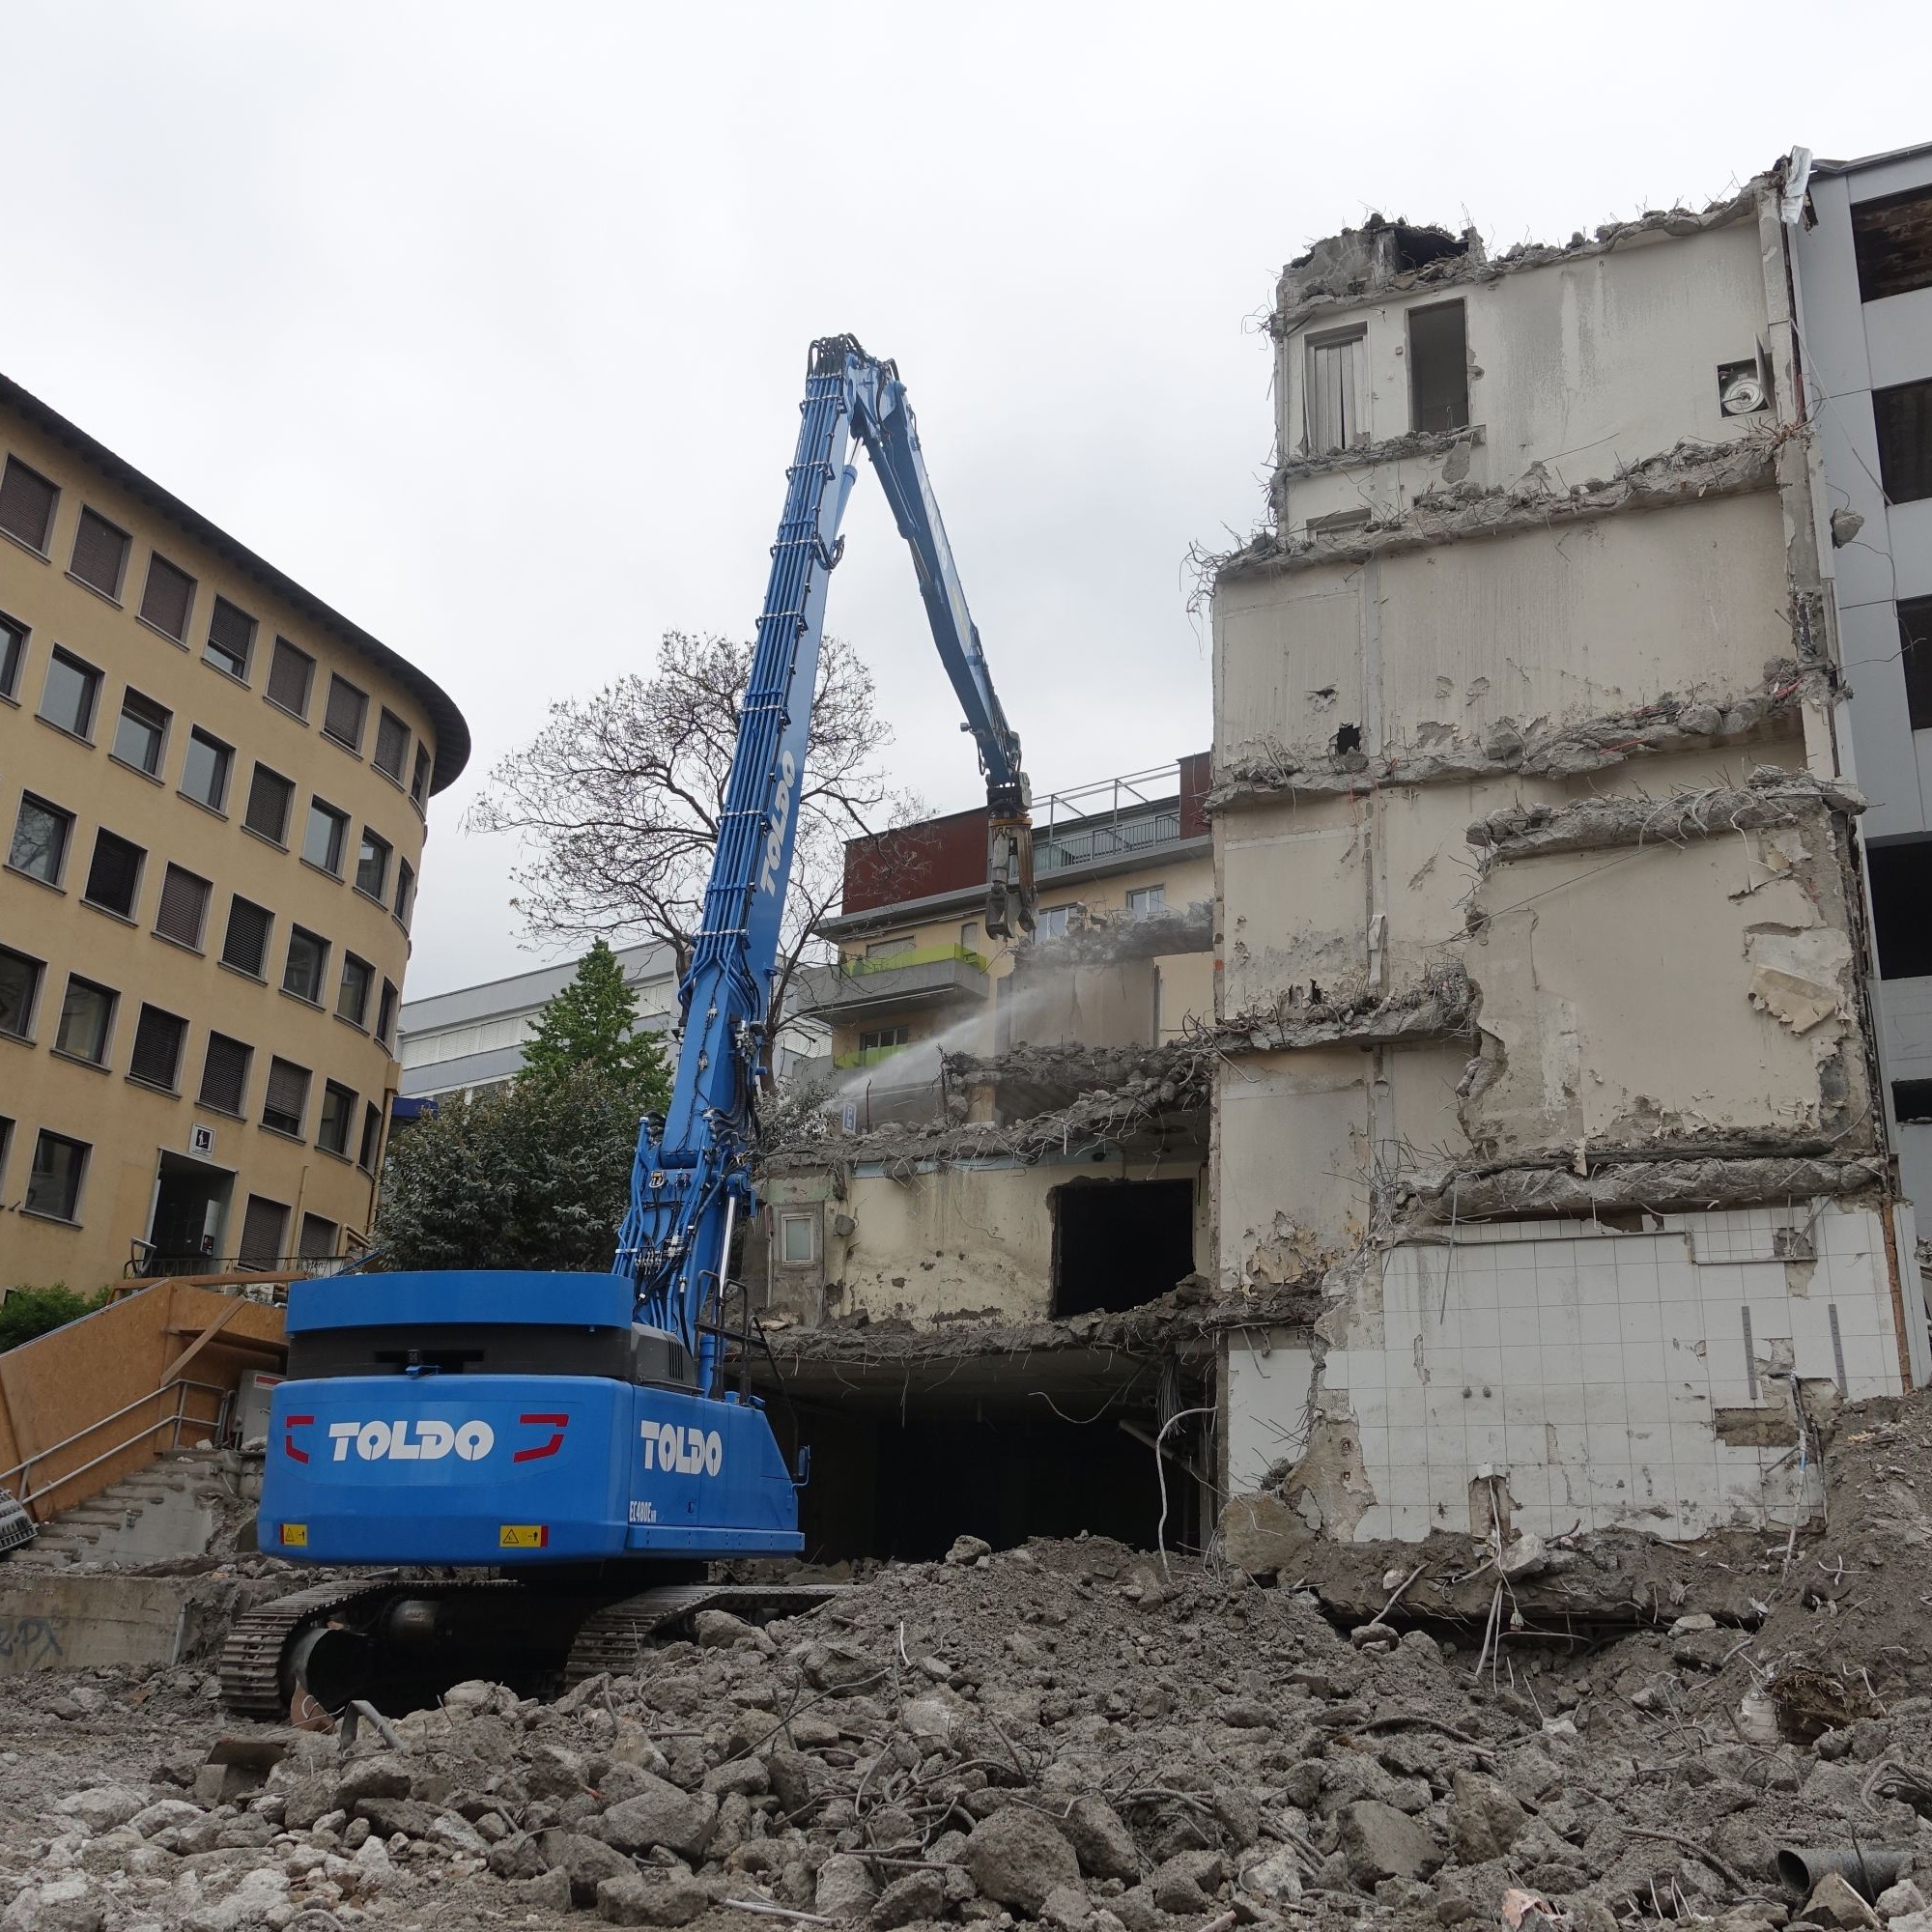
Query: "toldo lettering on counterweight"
327 1419 496 1463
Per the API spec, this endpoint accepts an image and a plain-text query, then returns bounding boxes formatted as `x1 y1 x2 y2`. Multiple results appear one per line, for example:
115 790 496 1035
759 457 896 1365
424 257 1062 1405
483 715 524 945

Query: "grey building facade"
1789 142 1932 1205
398 944 679 1102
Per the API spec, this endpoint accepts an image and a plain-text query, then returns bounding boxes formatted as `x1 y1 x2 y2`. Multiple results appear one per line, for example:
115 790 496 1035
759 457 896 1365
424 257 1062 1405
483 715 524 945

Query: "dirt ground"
12 1393 1932 1932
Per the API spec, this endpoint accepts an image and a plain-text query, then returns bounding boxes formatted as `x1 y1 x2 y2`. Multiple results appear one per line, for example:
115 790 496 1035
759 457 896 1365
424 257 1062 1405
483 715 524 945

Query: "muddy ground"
11 1394 1932 1932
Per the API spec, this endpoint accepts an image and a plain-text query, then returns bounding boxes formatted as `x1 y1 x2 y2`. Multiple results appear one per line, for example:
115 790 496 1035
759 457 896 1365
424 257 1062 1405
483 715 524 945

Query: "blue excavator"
222 338 1036 1715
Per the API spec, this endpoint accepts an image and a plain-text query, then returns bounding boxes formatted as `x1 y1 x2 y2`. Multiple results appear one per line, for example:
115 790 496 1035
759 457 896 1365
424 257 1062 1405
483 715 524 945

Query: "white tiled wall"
1225 1203 1911 1544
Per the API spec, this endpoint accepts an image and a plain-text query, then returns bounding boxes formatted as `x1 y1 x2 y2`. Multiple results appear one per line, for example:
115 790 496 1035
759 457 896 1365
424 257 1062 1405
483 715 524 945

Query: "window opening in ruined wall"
1304 327 1367 454
1406 299 1468 432
1050 1176 1196 1319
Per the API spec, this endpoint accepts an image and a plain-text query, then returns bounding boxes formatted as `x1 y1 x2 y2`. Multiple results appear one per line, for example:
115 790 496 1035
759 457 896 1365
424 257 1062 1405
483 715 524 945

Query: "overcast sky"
4 3 1924 997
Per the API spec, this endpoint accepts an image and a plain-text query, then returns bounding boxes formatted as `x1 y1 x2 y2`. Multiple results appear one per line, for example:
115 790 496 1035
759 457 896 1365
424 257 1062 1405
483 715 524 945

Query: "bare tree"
469 631 923 1061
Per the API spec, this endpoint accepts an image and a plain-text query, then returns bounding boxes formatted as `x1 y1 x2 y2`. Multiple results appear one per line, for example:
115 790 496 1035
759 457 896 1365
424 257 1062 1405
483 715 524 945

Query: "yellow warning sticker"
498 1523 549 1548
280 1523 308 1547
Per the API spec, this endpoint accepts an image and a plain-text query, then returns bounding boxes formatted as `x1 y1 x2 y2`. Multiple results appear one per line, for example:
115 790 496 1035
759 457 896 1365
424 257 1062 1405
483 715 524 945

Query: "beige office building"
0 374 468 1291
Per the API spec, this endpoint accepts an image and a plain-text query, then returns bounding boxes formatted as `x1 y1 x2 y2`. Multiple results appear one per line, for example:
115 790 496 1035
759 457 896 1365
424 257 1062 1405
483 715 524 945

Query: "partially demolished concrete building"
1214 156 1931 1556
755 758 1226 1560
750 150 1932 1572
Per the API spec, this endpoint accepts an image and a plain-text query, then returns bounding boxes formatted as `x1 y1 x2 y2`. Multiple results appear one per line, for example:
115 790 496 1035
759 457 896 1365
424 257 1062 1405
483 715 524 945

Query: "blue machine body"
260 1275 802 1563
262 340 1034 1576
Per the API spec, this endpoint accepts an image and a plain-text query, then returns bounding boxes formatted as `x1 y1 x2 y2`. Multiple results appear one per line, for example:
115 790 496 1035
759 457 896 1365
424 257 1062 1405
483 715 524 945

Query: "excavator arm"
616 337 1034 1374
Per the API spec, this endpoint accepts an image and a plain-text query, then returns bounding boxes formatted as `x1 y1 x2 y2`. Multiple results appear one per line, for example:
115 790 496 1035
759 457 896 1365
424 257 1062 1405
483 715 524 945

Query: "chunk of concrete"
1339 1800 1444 1886
967 1806 1083 1913
871 1869 946 1928
591 1772 719 1860
596 1873 712 1926
1447 1770 1526 1863
1058 1795 1138 1882
815 1853 879 1919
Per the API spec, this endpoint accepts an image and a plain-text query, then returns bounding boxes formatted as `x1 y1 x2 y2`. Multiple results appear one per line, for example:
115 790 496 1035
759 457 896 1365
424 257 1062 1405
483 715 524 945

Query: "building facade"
0 374 468 1290
799 753 1214 1125
1787 145 1932 1206
397 943 680 1104
1211 157 1927 1556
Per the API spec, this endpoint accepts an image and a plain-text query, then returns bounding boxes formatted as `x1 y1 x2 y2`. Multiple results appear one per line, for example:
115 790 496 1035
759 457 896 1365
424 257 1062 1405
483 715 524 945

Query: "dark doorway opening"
147 1151 234 1268
1051 1178 1195 1318
781 1394 1203 1565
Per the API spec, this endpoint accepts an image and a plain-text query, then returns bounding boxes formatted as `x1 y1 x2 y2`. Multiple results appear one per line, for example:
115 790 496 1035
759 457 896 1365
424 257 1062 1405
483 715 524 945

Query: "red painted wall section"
838 753 1213 919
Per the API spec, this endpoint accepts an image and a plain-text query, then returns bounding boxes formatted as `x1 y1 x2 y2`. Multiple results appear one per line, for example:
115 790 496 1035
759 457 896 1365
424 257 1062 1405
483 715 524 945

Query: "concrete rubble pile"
14 1393 1932 1932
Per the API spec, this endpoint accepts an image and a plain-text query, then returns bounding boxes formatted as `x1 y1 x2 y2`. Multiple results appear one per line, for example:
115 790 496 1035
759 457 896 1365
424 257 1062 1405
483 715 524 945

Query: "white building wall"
1227 1203 1915 1543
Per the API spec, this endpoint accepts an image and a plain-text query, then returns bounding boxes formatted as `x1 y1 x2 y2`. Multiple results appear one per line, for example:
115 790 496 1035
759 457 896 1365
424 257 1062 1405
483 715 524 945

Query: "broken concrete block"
1804 1871 1881 1927
596 1873 711 1926
1058 1794 1138 1881
1446 1770 1526 1863
815 1853 879 1919
871 1870 946 1928
1338 1801 1444 1887
591 1774 719 1860
1151 1850 1223 1915
966 1805 1083 1913
945 1534 992 1566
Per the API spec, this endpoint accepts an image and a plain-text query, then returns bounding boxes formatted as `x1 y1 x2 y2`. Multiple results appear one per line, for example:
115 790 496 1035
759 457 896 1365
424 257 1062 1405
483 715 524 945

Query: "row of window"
0 1113 355 1261
0 454 433 805
1 840 399 1037
1 635 417 925
0 947 384 1167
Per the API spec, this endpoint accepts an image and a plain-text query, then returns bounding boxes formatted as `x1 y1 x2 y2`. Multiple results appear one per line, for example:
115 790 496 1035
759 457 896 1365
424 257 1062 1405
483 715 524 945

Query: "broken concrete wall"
1462 782 1875 1164
1222 1201 1914 1545
1215 492 1798 786
795 1152 1209 1331
1273 206 1770 533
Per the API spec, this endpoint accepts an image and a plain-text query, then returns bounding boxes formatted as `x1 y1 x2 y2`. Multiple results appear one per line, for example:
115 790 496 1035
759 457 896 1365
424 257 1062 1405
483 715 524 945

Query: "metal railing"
1033 762 1187 876
127 1247 350 1279
0 1378 232 1515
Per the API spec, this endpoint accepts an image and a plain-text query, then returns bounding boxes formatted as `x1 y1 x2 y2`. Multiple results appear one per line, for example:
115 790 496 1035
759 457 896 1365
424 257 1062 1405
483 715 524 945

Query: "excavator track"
217 1577 401 1719
565 1582 846 1683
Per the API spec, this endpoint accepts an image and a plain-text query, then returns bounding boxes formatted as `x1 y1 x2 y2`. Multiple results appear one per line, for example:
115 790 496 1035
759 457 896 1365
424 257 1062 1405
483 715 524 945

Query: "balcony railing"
126 1249 354 1280
794 949 989 1022
843 942 986 976
1033 762 1189 876
833 1041 916 1071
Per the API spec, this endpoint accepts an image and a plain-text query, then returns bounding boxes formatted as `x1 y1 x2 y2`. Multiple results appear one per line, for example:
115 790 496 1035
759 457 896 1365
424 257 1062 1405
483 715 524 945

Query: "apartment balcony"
793 946 990 1024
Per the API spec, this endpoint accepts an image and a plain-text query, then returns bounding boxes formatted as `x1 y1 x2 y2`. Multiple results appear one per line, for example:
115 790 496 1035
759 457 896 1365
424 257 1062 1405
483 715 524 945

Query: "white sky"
4 3 1924 996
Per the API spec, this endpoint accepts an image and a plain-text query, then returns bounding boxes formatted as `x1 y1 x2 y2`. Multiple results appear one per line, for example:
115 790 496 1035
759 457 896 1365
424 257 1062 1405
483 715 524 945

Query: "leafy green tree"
520 939 673 1103
0 1283 112 1352
377 1066 652 1271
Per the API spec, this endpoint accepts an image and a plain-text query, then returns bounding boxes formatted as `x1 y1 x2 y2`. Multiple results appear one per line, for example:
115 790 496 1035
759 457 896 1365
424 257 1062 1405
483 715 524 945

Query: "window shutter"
239 1196 289 1265
207 596 255 674
128 1007 185 1089
70 509 128 596
155 866 210 948
221 896 271 976
268 638 314 715
0 458 57 551
199 1033 250 1113
1306 331 1366 453
298 1213 338 1261
374 710 410 778
265 1057 309 1126
244 766 292 842
324 675 367 748
84 832 142 916
139 554 194 639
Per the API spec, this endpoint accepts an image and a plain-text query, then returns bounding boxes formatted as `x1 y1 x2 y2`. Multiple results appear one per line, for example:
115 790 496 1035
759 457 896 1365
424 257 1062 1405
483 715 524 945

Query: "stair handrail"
0 1378 232 1514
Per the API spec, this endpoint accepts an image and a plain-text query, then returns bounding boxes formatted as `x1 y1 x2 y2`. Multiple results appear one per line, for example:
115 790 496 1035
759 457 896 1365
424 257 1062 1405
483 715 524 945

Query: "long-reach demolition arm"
616 336 1035 1383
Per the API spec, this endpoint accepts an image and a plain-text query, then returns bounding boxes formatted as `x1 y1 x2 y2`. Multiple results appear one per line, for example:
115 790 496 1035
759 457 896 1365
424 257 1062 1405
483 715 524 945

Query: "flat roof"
0 371 471 794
